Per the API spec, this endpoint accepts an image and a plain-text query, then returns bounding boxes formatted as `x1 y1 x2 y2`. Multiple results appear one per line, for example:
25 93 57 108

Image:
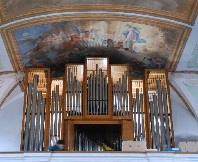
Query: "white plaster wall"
0 95 23 151
171 100 198 146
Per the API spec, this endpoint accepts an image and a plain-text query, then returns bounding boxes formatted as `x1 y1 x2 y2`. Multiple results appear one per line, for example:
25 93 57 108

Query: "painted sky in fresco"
14 20 176 78
5 0 187 15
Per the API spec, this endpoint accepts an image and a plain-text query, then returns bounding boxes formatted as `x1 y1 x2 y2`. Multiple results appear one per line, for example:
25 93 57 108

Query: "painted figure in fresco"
24 33 63 59
88 28 106 47
122 24 146 51
63 34 81 48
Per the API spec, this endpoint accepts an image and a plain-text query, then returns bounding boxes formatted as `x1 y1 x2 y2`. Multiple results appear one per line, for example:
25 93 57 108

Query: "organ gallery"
21 57 174 152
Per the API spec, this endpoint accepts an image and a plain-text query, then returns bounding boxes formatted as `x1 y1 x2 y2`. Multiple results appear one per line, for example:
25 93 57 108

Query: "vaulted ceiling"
0 0 198 123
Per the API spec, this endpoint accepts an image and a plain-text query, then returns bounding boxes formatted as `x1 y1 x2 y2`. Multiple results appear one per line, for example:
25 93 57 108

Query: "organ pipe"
22 73 47 151
148 80 172 150
87 64 108 115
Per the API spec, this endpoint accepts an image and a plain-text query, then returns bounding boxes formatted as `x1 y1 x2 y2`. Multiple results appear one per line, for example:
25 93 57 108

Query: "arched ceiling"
0 0 197 24
0 0 198 120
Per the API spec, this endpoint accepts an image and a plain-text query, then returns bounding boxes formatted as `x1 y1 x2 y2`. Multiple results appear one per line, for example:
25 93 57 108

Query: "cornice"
0 0 197 25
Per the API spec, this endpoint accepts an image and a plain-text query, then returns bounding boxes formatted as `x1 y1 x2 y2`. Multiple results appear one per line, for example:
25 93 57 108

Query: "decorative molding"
14 71 25 82
172 71 198 74
0 152 198 162
0 0 197 25
169 82 196 119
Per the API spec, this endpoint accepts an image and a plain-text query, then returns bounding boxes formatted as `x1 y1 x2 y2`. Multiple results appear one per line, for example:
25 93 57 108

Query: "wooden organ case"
144 69 174 151
21 68 50 151
64 57 133 151
21 58 174 152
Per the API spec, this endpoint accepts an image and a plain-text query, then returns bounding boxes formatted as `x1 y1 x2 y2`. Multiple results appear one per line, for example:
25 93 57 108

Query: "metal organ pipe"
23 74 47 151
149 101 156 149
153 94 160 150
50 84 62 146
162 87 171 148
140 93 145 140
148 80 172 150
35 91 42 151
74 128 122 151
24 83 33 151
66 67 82 116
54 85 59 137
29 75 39 151
112 71 129 116
156 80 165 150
87 64 108 115
39 97 45 151
133 88 145 141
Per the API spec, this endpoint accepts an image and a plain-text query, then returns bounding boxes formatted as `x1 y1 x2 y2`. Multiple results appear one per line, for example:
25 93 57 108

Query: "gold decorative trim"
0 82 18 109
167 28 192 71
0 0 197 25
169 82 196 119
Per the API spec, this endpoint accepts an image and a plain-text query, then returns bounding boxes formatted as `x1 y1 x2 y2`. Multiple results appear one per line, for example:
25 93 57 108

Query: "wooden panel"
122 120 133 141
64 120 74 151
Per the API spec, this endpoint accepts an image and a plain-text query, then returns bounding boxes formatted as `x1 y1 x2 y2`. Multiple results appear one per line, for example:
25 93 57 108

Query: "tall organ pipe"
140 93 145 140
35 91 42 151
162 87 171 148
58 96 62 138
153 94 160 150
39 97 45 151
156 80 165 150
24 83 33 151
50 91 55 139
149 101 156 148
54 85 59 137
29 75 39 151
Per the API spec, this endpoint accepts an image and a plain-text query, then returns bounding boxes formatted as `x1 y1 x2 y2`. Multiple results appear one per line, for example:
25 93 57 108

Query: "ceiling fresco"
1 14 190 79
0 0 197 24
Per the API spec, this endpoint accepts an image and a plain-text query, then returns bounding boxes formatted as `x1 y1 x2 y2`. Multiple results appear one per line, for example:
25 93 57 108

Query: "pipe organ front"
21 57 174 152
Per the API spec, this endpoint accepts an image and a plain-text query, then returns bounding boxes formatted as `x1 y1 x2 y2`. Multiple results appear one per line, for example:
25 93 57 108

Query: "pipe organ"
21 58 174 152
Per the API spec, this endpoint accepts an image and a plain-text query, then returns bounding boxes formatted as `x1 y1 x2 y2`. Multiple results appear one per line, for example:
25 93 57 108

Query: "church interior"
0 0 198 161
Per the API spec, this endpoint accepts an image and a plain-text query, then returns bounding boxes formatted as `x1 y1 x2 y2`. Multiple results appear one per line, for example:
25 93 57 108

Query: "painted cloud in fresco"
14 21 176 78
